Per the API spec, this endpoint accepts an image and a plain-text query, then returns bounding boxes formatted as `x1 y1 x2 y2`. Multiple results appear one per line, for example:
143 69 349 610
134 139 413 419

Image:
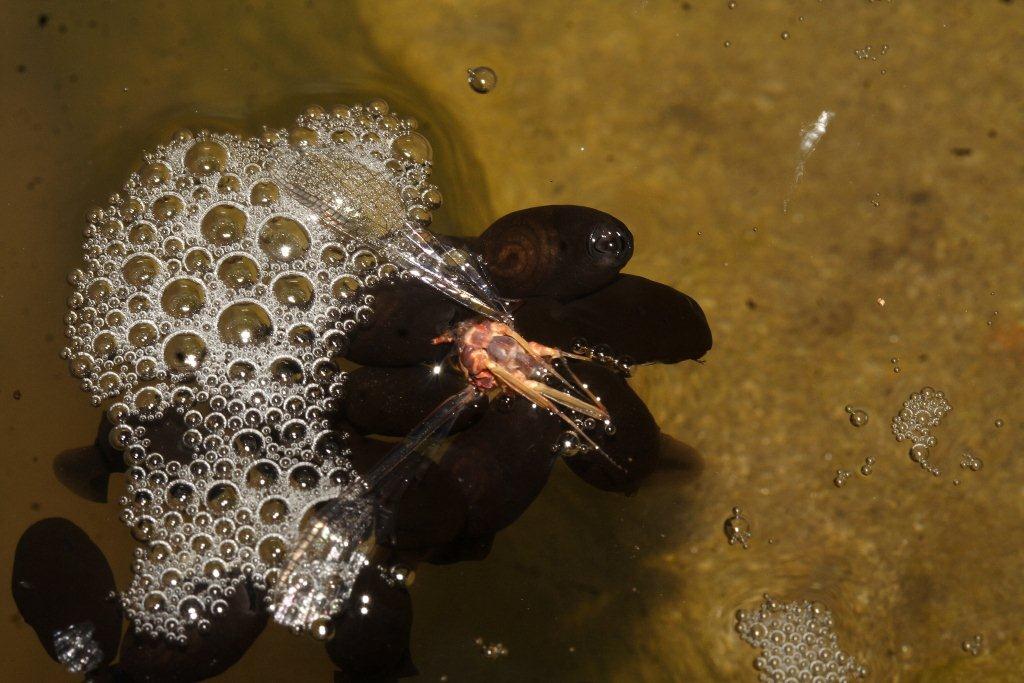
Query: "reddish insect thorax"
435 319 556 392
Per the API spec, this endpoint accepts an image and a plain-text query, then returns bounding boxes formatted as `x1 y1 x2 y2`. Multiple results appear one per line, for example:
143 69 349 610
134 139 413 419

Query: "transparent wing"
270 148 513 324
271 385 479 633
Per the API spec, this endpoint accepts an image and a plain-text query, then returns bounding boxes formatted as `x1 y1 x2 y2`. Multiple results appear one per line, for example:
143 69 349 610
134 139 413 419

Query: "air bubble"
218 302 273 346
259 217 310 262
217 254 260 289
250 181 280 206
161 279 206 318
467 66 497 93
200 204 247 245
152 195 184 221
273 274 314 309
391 132 433 164
184 140 227 175
163 332 207 372
122 254 161 287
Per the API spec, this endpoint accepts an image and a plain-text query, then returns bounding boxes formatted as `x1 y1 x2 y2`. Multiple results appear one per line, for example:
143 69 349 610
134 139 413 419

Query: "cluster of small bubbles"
569 338 634 376
892 387 951 476
907 443 940 476
724 507 752 549
474 636 509 659
52 622 103 674
962 633 984 656
860 456 876 476
833 469 851 487
890 357 900 374
959 450 983 472
735 595 867 682
844 405 869 427
854 44 889 61
62 101 440 641
466 66 497 94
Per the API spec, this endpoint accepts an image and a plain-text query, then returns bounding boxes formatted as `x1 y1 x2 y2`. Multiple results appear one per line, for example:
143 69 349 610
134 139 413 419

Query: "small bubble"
781 31 790 40
848 409 869 427
467 66 497 94
959 450 982 472
994 418 1004 428
723 40 732 47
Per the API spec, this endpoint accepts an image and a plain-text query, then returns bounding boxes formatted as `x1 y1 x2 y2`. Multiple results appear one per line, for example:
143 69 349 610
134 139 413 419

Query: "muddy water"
3 1 1023 680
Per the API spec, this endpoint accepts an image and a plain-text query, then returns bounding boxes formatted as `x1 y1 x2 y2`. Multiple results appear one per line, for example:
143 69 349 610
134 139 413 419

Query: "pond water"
2 1 1022 680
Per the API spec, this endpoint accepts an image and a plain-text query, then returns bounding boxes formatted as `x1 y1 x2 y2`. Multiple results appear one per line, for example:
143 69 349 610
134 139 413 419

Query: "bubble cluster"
844 405 868 427
833 469 851 488
959 450 983 472
962 633 984 656
735 595 867 682
891 387 951 476
52 622 103 674
724 507 752 549
62 101 442 642
474 636 509 659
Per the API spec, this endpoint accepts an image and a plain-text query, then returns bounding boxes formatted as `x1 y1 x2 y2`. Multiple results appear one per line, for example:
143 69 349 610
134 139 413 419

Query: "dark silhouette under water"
14 204 711 682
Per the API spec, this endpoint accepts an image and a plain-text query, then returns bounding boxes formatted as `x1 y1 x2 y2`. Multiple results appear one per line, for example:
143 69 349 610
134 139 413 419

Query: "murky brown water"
3 1 1023 680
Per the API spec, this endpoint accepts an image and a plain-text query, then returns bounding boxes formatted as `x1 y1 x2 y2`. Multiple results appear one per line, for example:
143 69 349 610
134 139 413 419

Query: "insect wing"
270 148 512 323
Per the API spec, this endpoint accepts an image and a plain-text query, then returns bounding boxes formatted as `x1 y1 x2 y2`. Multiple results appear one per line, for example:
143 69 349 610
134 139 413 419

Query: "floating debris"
724 507 752 549
845 405 869 427
474 636 509 659
783 110 834 212
962 633 984 656
735 595 867 682
959 450 983 472
467 66 497 94
53 622 103 674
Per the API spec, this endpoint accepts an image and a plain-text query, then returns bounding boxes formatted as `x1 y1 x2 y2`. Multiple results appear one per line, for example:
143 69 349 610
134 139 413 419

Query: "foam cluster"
736 595 867 682
61 101 440 642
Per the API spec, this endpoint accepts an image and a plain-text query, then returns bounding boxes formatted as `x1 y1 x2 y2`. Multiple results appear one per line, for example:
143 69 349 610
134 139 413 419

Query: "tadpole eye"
587 222 633 264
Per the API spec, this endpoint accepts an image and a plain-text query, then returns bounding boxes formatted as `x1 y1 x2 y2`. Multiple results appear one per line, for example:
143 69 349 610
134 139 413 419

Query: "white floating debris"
783 110 835 213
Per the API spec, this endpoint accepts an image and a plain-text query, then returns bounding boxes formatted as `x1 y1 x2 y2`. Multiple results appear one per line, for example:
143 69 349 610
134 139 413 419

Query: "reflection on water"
3 1 1024 681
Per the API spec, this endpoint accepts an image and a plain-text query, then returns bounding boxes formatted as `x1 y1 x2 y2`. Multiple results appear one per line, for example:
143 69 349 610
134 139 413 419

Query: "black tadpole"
559 362 661 493
439 396 565 538
345 280 457 366
11 518 122 669
326 571 416 680
478 205 634 301
342 365 487 437
515 274 713 364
